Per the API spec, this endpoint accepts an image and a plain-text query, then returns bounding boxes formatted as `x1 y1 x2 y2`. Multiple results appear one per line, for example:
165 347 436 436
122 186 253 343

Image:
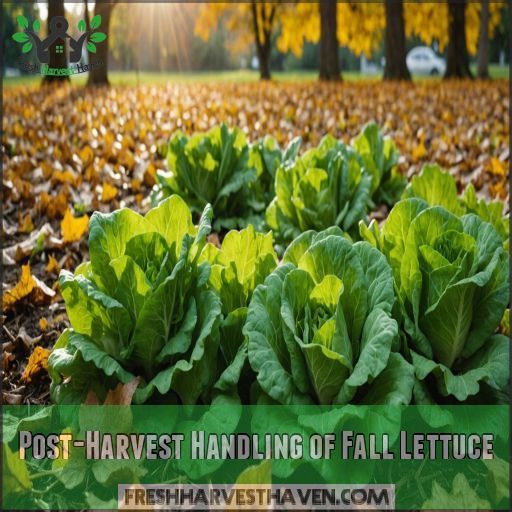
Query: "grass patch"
3 64 508 88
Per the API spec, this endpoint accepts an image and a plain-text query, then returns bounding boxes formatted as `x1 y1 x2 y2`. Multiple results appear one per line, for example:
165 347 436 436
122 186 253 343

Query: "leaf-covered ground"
2 80 509 404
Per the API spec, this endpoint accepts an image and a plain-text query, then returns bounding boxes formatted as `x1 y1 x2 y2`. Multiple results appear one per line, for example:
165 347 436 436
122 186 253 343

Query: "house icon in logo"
12 13 106 65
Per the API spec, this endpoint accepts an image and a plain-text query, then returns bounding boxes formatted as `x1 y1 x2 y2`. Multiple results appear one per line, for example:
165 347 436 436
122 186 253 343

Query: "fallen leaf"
86 377 140 405
3 223 62 264
104 377 141 405
2 343 15 370
131 178 141 192
61 209 89 243
144 163 157 186
39 318 49 331
52 169 77 186
22 346 51 383
2 265 36 311
412 135 427 162
18 213 34 233
2 392 23 405
45 255 61 275
79 145 94 167
31 275 57 305
2 264 55 312
15 326 43 351
489 157 506 177
207 233 221 248
101 181 118 203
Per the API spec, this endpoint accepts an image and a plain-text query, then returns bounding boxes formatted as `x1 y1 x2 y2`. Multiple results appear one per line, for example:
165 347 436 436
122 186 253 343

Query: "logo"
12 14 106 76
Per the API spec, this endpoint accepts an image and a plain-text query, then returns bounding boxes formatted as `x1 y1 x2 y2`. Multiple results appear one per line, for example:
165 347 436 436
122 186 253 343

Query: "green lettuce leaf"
352 122 404 206
247 230 407 406
50 196 222 404
266 136 372 245
373 197 509 402
155 124 258 230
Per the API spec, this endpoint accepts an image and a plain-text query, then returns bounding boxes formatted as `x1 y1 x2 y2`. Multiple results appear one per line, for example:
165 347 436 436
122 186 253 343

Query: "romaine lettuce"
200 225 278 396
266 136 372 246
155 124 256 230
49 196 221 404
403 164 509 244
248 135 301 210
353 122 405 207
361 198 509 402
245 229 414 405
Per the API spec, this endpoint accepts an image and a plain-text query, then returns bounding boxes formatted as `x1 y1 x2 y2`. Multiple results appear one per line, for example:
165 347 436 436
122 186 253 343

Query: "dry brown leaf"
3 223 61 264
3 392 23 405
52 169 77 186
411 135 427 162
85 377 140 405
31 275 56 306
131 178 141 192
207 233 221 248
15 326 43 351
103 377 141 405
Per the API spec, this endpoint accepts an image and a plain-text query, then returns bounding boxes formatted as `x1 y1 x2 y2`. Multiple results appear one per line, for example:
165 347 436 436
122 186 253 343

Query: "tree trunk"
250 1 274 80
83 0 90 62
87 1 115 86
477 0 490 78
43 0 69 84
319 0 341 81
384 0 411 80
445 0 473 78
257 42 271 80
84 0 90 30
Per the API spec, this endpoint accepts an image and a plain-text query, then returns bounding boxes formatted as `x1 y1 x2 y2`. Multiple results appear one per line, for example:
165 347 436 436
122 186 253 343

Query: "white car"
406 46 446 76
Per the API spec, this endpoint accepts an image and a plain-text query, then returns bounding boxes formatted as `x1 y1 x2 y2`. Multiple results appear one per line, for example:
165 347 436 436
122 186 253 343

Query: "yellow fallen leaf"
39 318 49 331
22 347 51 383
131 178 141 193
18 214 34 233
489 157 506 177
101 181 118 203
144 163 156 186
79 145 94 167
61 209 89 243
2 265 35 311
412 136 427 162
41 161 53 179
52 169 77 185
489 180 508 200
39 190 69 220
45 255 61 275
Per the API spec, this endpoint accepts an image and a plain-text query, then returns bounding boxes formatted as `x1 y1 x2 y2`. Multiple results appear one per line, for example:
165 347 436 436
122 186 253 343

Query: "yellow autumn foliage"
60 208 89 243
101 181 118 203
195 2 282 55
405 1 504 55
195 1 505 59
2 265 36 311
277 3 319 57
22 346 51 383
